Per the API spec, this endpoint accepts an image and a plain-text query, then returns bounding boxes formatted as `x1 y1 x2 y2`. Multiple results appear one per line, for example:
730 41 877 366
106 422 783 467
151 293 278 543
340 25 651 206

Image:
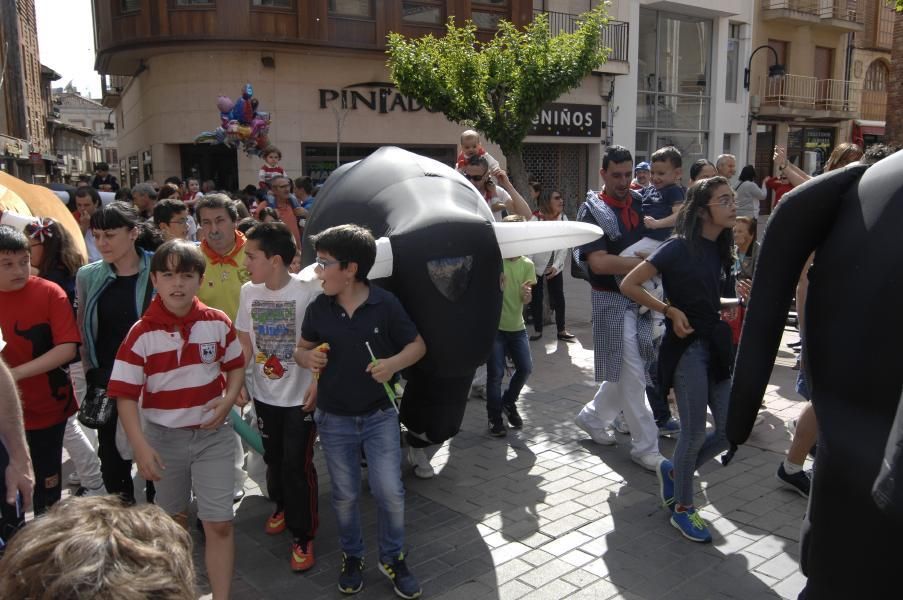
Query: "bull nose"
427 256 473 302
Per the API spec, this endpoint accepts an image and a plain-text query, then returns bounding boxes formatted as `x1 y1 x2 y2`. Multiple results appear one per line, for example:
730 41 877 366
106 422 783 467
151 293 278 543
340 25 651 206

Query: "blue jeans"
672 340 730 507
486 329 533 420
314 407 405 562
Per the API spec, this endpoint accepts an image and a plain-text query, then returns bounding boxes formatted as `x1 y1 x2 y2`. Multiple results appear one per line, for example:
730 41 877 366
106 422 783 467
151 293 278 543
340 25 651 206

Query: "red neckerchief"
142 295 207 353
599 190 639 231
201 231 246 267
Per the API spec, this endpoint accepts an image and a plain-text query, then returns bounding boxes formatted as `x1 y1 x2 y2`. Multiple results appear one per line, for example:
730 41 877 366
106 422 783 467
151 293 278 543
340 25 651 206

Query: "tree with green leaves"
386 6 610 201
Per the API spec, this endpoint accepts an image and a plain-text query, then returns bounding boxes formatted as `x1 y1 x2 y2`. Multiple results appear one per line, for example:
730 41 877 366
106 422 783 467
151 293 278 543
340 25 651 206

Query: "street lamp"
744 45 785 91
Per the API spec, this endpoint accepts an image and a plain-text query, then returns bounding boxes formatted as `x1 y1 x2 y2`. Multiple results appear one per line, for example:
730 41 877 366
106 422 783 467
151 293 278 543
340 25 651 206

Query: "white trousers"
64 362 104 490
579 310 660 458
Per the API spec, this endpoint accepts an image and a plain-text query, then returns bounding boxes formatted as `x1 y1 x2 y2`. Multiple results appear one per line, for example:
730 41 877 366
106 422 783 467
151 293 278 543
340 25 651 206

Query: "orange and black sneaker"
265 511 286 535
291 539 315 572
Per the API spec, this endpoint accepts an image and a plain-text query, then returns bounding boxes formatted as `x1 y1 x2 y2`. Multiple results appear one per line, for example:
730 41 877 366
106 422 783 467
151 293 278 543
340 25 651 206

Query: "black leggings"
98 407 136 503
530 272 566 333
26 421 67 515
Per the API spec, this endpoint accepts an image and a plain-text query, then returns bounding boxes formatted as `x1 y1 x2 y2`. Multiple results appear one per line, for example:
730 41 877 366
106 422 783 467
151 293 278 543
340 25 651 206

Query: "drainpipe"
844 30 854 111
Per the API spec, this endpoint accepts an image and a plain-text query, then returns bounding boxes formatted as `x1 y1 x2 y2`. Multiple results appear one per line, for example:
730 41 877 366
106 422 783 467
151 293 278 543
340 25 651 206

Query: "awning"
854 119 885 136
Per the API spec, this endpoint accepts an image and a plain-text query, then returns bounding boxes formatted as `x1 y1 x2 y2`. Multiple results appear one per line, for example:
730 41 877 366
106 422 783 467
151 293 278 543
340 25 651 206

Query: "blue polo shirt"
301 285 419 416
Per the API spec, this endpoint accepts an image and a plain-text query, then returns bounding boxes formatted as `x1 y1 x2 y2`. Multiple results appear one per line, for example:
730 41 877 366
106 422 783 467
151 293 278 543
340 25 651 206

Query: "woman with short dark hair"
734 165 766 219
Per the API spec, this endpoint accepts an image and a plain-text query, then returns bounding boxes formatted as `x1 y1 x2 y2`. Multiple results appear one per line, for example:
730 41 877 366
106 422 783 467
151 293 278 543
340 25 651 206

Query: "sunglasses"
464 173 486 182
314 257 341 270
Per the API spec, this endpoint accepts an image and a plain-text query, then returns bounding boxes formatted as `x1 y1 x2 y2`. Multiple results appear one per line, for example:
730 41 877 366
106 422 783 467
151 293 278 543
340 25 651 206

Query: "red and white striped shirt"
107 296 245 428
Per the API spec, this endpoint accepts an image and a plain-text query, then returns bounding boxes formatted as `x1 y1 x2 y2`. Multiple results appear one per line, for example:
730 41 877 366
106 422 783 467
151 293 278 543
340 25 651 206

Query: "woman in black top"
621 176 740 544
75 203 156 503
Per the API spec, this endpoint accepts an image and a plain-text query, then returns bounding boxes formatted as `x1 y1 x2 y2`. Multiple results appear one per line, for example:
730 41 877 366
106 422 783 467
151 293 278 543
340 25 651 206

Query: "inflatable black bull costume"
728 151 903 598
301 147 504 448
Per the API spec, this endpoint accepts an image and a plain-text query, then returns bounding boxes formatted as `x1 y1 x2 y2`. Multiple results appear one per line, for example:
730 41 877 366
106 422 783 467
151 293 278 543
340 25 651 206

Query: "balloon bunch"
194 83 272 157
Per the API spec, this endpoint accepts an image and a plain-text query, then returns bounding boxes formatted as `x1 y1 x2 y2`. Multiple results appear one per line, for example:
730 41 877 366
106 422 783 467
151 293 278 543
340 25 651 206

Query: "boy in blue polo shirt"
640 146 685 241
296 224 426 599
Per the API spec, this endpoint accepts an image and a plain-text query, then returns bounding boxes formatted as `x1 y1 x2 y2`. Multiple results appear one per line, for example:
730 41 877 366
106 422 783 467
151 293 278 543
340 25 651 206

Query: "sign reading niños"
319 82 437 114
529 103 602 137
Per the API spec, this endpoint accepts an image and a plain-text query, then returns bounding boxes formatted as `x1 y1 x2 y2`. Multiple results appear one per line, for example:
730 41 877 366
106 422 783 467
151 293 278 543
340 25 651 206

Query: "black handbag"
78 384 114 429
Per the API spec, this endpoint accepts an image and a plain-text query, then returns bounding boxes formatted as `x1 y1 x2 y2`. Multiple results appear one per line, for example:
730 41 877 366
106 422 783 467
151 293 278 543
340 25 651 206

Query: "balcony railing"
532 10 629 62
860 89 887 121
758 73 857 112
763 0 863 24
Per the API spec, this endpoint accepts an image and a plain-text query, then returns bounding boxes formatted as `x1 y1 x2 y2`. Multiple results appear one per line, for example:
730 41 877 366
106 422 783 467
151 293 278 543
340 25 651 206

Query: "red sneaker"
265 511 286 535
290 539 315 572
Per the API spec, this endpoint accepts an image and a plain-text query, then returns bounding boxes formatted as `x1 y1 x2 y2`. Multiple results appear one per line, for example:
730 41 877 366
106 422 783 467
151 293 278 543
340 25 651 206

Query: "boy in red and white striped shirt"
108 239 245 600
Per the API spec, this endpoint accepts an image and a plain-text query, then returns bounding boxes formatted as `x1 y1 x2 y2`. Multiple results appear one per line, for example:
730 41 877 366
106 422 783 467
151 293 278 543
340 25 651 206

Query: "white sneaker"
613 413 631 435
407 447 435 479
631 453 665 472
575 412 616 446
67 472 81 486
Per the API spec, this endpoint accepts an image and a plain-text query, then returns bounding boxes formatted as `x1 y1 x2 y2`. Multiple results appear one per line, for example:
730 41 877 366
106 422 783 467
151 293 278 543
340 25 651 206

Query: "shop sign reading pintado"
318 82 436 114
319 84 602 137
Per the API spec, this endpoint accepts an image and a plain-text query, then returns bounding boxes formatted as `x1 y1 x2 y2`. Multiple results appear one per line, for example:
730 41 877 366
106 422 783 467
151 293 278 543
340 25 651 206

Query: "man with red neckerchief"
195 194 252 504
572 145 664 472
195 194 251 323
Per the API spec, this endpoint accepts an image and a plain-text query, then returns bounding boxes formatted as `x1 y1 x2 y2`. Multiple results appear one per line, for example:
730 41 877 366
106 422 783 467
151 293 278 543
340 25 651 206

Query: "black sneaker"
379 552 422 599
776 463 811 497
503 403 523 429
488 417 507 437
339 553 364 594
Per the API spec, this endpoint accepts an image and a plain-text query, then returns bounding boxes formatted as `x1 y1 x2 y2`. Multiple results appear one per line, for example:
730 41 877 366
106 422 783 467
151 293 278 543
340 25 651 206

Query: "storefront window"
636 9 712 165
252 0 291 7
120 0 140 12
174 0 214 5
328 0 372 18
402 1 444 25
787 126 834 175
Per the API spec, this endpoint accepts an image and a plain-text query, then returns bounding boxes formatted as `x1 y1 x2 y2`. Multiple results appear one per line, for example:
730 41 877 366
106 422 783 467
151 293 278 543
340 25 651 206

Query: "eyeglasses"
464 173 485 182
707 194 737 208
314 257 341 270
168 218 189 225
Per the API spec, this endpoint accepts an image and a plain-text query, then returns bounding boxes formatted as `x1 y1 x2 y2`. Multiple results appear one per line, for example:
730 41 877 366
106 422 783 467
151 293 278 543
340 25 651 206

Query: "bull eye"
426 256 473 302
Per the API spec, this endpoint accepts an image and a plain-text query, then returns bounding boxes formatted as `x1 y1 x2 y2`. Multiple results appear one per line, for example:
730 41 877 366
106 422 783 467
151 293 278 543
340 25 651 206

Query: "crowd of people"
0 132 898 599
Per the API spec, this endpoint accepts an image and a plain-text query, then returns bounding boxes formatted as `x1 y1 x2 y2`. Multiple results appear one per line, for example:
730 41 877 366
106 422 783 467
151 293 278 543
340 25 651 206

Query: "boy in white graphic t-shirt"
235 222 321 573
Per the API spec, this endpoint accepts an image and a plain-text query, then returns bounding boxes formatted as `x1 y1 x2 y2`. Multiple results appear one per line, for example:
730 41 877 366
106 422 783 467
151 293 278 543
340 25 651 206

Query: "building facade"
93 0 751 201
54 90 119 174
747 0 863 181
848 0 894 148
0 0 58 181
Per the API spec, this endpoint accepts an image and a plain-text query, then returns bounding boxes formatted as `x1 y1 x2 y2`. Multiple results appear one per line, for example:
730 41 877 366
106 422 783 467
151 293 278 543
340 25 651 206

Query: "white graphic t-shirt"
235 276 321 407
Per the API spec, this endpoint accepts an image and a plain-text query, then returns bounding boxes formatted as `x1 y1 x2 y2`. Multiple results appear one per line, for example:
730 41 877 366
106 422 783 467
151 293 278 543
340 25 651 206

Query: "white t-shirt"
489 186 512 222
235 276 321 407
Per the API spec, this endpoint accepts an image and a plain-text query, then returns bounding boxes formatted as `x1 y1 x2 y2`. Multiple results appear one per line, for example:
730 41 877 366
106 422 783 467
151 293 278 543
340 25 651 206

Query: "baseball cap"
635 162 651 172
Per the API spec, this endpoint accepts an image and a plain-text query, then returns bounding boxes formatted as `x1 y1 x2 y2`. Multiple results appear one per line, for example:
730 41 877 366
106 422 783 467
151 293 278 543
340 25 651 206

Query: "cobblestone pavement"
67 275 811 600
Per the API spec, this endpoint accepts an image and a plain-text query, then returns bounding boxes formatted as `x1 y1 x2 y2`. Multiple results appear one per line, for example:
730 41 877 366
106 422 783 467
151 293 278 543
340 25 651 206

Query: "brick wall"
886 9 903 144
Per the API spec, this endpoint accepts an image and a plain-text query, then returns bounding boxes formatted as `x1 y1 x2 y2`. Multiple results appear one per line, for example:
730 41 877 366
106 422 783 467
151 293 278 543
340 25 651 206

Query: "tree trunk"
886 10 903 145
501 148 535 211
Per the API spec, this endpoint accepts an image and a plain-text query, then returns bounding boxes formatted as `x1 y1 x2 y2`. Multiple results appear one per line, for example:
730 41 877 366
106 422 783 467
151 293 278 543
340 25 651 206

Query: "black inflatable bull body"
301 146 503 447
728 152 903 598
